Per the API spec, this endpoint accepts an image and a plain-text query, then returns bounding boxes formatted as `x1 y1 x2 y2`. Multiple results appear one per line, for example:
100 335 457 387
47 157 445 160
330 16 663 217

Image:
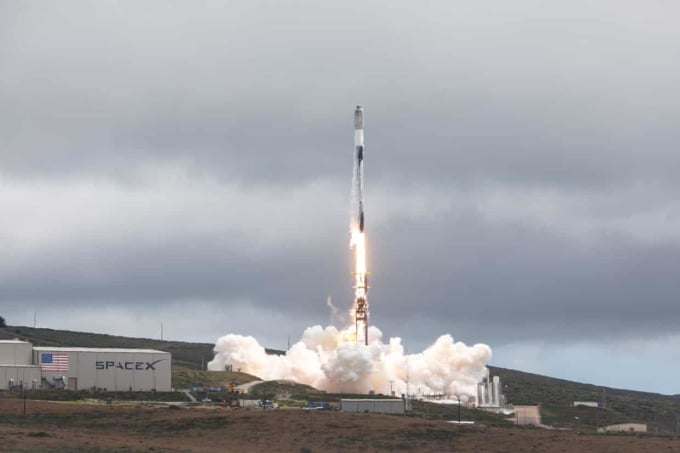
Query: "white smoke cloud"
208 324 491 397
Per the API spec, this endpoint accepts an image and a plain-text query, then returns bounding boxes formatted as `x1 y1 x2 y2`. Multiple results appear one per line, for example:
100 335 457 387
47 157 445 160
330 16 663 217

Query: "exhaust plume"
209 325 491 396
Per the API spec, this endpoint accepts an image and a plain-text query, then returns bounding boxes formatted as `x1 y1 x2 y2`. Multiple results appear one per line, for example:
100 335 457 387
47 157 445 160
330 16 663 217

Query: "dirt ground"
1 399 680 452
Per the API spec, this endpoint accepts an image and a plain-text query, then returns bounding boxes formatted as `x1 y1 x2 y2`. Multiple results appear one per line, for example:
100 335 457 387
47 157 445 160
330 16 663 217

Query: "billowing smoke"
208 324 491 397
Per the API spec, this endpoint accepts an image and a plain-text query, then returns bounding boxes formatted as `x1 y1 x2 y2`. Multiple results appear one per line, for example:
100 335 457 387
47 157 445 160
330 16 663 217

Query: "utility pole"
457 396 461 424
405 358 410 410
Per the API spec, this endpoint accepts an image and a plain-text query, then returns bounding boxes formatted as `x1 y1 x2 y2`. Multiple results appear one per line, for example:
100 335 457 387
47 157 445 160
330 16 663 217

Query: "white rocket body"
352 105 368 345
354 106 365 233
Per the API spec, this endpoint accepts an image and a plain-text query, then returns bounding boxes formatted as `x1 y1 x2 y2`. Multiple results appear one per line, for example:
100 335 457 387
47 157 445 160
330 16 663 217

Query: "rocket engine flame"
350 228 368 345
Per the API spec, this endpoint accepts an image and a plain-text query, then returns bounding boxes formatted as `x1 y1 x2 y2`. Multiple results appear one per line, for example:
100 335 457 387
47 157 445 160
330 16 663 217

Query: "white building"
340 399 405 414
0 340 41 389
35 347 172 391
573 401 599 408
0 340 33 365
0 340 171 391
597 423 647 433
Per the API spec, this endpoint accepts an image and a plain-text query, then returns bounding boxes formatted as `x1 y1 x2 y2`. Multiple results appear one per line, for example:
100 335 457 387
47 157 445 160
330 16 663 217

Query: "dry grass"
1 398 680 452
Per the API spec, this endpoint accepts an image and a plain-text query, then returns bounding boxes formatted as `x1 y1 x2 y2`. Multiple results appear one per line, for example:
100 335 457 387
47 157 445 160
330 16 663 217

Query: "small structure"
340 399 405 414
514 405 542 426
597 423 647 433
573 401 599 408
0 340 42 390
238 399 262 408
0 340 171 391
0 340 33 365
304 401 331 410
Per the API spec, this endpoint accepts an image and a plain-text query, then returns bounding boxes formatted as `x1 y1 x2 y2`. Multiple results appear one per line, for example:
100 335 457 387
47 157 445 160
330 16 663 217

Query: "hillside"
0 325 284 369
0 325 214 369
3 325 680 432
490 365 680 431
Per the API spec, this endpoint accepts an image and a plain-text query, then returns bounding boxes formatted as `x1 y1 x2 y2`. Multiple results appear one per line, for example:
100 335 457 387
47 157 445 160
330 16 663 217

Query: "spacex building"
0 340 171 391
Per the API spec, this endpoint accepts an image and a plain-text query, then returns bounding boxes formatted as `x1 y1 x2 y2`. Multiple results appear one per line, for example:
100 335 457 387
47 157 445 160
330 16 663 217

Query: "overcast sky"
2 1 680 394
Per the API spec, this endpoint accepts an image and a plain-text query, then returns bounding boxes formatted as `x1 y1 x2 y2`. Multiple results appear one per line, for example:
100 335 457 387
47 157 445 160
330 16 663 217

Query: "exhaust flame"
350 227 368 344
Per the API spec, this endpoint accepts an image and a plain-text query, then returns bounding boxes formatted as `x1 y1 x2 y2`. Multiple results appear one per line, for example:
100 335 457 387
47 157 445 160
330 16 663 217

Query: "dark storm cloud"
3 1 680 188
2 0 680 364
372 210 680 346
0 230 350 318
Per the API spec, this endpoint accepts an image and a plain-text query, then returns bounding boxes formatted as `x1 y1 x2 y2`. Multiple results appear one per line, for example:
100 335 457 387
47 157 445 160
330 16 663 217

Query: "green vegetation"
5 403 244 436
248 380 324 402
171 366 259 389
0 325 284 369
408 399 512 426
0 326 214 369
492 365 680 432
0 389 188 402
246 380 412 404
539 405 626 429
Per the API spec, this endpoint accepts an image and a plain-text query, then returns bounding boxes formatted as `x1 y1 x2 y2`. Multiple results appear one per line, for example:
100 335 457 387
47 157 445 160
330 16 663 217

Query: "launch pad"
354 296 368 346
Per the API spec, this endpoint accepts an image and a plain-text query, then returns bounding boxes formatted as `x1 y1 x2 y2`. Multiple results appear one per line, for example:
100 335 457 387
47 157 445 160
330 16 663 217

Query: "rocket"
354 105 365 232
352 105 369 345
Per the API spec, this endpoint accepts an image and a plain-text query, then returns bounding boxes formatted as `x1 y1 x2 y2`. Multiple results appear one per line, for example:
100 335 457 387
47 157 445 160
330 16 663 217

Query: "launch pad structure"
352 105 369 345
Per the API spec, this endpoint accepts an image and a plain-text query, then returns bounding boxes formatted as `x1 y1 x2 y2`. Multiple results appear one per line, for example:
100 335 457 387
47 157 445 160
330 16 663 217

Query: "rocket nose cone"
354 106 364 130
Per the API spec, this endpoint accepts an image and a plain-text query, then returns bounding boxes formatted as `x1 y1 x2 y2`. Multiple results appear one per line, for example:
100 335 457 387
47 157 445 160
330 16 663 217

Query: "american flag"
41 353 69 371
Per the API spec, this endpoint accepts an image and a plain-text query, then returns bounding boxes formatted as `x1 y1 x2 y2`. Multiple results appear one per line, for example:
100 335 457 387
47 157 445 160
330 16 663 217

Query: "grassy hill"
172 366 259 389
0 325 284 369
3 325 680 432
489 365 680 432
1 325 214 369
